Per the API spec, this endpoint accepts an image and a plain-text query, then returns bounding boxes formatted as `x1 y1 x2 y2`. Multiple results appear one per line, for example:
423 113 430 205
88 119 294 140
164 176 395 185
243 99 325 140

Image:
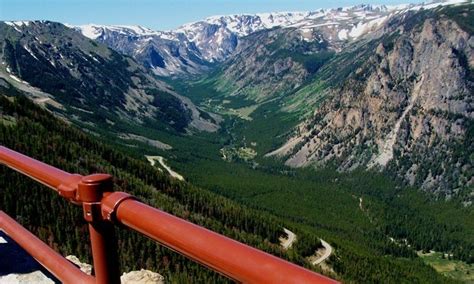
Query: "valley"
0 0 473 283
104 71 473 282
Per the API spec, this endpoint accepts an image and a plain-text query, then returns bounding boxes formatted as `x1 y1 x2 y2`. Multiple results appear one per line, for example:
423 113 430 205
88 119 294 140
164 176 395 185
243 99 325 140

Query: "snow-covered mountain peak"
172 0 468 44
4 21 32 27
191 11 311 36
75 24 160 40
73 0 471 76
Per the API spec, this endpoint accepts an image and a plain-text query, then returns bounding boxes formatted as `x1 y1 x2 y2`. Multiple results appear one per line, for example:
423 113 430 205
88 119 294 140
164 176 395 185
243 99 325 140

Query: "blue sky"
1 0 425 30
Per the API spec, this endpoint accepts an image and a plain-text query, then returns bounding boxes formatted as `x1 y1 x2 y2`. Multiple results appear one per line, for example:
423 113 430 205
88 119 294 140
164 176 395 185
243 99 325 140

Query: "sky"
1 0 426 31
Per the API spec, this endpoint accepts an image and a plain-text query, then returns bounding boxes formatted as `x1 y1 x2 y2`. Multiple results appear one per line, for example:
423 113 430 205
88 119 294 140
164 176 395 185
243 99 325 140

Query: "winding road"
311 239 333 265
145 155 184 181
279 228 333 265
279 228 297 249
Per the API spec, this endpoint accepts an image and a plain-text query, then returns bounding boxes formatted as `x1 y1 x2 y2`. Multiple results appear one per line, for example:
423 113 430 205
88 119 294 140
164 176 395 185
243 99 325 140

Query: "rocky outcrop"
66 255 165 284
121 269 164 284
271 5 473 198
66 255 93 275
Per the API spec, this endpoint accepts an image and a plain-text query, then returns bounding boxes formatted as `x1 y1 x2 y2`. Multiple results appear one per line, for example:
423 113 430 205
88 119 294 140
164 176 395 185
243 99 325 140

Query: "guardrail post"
78 174 120 284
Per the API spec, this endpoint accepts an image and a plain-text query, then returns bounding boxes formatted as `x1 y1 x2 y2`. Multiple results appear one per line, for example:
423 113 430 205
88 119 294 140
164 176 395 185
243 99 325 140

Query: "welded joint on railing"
77 174 113 223
101 192 137 223
57 174 82 203
56 173 114 209
54 172 137 223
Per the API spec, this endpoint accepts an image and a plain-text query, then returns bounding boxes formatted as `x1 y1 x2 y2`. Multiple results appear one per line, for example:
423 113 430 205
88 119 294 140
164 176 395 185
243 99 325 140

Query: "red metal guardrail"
0 146 339 284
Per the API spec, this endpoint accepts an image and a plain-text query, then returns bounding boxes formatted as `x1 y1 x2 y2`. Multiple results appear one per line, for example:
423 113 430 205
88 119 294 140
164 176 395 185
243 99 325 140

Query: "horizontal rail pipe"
107 197 338 283
0 146 339 283
0 211 95 284
0 146 82 194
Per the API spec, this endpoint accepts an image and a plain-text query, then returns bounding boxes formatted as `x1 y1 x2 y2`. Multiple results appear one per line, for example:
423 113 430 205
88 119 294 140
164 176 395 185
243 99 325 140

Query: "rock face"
270 5 473 198
66 255 93 275
194 2 472 111
0 271 54 284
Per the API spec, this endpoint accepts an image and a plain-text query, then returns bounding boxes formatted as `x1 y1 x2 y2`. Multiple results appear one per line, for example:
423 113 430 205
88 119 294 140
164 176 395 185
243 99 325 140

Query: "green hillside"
0 92 326 282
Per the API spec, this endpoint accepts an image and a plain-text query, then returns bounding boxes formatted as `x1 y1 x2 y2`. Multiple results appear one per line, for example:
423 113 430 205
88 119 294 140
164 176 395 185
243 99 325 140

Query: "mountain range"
0 21 219 135
1 0 472 199
266 2 474 197
74 0 466 76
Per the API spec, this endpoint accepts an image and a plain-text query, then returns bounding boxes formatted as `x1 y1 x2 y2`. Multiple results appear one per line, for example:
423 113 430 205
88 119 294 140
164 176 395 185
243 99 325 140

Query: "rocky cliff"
269 5 473 198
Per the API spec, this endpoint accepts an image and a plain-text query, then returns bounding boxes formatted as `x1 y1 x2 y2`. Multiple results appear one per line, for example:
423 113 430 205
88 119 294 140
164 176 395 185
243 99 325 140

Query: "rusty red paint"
112 198 339 283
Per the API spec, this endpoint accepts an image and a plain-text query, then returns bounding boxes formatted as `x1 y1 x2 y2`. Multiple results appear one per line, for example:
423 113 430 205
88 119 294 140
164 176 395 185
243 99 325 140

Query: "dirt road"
279 228 297 249
311 239 333 265
145 155 184 181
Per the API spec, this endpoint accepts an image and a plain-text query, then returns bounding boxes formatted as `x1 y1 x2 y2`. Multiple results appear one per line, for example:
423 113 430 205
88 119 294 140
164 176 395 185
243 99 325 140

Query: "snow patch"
5 21 30 26
349 16 387 38
77 24 103 39
9 74 23 83
338 29 348 40
76 24 160 40
47 58 56 67
5 22 22 33
23 45 39 60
